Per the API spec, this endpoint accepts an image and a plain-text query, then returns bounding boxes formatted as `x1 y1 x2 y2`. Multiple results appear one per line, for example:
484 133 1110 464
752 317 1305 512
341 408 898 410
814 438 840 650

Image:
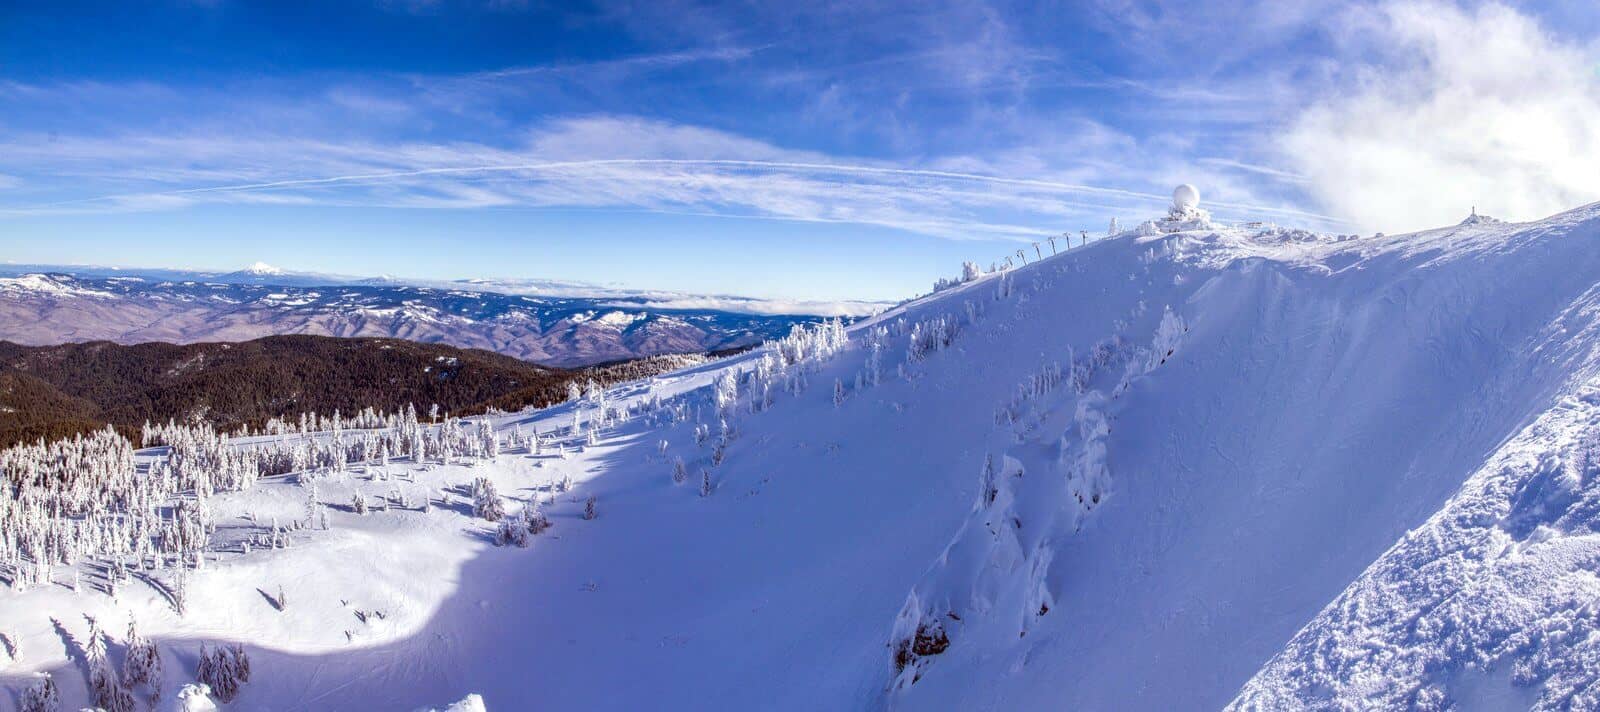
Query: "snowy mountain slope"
893 205 1600 710
1234 379 1600 710
6 204 1600 710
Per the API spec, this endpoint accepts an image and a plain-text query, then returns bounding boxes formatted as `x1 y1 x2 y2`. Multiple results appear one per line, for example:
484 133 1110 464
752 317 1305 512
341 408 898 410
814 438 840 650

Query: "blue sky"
2 0 1597 302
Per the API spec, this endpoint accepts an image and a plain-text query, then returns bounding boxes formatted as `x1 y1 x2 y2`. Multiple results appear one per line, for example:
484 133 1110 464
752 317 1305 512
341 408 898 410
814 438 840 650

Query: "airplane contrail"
10 158 1348 224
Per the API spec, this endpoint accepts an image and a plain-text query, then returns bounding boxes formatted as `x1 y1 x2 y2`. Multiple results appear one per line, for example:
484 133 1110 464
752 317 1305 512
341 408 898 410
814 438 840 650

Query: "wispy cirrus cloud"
0 115 1342 236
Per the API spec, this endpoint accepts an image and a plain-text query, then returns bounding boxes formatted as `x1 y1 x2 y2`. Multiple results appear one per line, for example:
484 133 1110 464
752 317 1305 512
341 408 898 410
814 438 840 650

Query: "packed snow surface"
7 204 1600 709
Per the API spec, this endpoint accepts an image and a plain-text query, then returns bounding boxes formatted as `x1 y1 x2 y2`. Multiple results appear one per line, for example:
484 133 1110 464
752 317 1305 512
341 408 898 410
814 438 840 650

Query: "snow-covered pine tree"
123 616 163 700
172 566 190 616
85 618 135 712
583 495 597 520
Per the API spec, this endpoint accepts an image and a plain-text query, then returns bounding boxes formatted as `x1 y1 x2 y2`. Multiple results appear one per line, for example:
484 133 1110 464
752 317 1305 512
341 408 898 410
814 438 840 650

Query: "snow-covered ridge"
0 273 115 298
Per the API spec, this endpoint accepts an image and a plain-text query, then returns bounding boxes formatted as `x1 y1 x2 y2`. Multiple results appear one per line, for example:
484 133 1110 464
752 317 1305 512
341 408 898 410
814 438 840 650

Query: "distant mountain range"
0 265 881 367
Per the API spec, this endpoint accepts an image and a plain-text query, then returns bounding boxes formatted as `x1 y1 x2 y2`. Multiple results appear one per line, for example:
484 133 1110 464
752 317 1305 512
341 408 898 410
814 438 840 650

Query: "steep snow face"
893 205 1600 710
8 205 1600 710
1235 379 1600 711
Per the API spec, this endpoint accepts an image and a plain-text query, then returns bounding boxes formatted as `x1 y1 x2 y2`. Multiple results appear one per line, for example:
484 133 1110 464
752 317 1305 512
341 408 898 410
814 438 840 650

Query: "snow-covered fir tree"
85 617 135 712
123 616 163 701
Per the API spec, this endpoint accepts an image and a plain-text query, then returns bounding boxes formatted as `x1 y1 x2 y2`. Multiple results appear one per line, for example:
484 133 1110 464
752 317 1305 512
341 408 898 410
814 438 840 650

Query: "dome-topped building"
1173 184 1199 211
1155 183 1212 232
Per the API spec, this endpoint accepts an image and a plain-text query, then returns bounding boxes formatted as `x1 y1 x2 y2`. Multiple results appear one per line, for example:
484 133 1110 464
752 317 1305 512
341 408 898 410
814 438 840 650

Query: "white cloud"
1281 0 1600 233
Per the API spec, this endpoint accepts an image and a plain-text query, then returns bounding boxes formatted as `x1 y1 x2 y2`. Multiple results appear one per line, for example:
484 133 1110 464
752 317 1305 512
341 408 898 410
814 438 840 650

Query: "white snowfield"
6 204 1600 710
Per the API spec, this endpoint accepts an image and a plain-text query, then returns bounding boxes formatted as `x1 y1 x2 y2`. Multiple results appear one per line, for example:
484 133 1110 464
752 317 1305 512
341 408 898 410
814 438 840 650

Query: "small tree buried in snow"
171 566 191 616
351 493 368 516
471 477 506 521
671 456 688 485
1149 305 1187 368
582 495 597 520
174 683 219 711
978 453 999 508
196 643 251 703
699 469 714 497
20 674 60 712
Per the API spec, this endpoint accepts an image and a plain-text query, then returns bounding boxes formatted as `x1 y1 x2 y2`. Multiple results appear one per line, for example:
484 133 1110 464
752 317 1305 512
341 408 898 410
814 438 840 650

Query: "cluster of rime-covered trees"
658 320 850 493
839 310 961 396
566 375 642 448
0 402 511 593
18 615 171 712
196 641 251 703
0 429 219 593
155 403 500 484
0 426 201 592
745 320 849 414
932 260 986 293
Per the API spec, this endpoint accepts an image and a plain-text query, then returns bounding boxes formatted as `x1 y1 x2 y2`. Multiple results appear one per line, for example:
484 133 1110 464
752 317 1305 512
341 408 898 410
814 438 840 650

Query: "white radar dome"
1172 184 1200 212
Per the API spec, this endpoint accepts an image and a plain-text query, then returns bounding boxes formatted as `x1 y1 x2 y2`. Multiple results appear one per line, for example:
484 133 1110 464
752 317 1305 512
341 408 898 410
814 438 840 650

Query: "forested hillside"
0 336 708 447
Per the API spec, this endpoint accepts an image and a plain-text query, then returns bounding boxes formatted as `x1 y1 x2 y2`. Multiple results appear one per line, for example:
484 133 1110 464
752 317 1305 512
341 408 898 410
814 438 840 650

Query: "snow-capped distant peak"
241 261 285 275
